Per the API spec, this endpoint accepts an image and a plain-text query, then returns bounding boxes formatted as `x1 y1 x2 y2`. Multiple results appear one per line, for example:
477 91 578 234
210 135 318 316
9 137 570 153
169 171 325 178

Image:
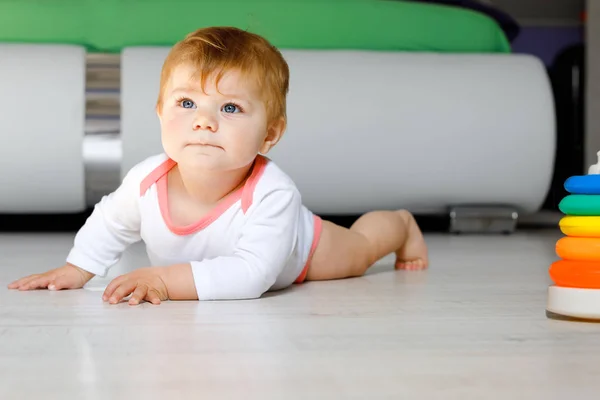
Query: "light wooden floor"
1 230 600 399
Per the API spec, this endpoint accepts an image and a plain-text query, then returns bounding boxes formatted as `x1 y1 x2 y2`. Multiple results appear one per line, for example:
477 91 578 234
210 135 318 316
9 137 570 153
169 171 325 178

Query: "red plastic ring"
550 259 600 288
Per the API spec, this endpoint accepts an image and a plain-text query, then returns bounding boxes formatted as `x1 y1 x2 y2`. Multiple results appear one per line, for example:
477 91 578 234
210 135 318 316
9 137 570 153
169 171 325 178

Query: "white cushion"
0 44 86 212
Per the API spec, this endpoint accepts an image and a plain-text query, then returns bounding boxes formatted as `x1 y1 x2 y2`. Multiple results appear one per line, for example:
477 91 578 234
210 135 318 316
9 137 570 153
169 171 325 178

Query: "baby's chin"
169 146 258 172
177 152 241 172
180 155 226 170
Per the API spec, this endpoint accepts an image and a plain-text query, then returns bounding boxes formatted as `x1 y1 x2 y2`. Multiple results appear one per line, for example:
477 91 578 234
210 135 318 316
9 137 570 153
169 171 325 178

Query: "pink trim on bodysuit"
139 155 268 236
294 214 323 284
241 155 267 213
140 158 176 196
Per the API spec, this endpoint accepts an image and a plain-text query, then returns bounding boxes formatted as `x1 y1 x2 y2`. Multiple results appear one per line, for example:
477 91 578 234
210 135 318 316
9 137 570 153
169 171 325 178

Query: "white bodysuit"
66 153 322 300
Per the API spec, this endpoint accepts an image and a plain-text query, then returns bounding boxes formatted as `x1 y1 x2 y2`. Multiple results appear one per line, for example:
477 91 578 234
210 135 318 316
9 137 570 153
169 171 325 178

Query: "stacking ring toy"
556 237 600 261
559 195 600 216
564 175 600 195
547 156 600 320
549 259 600 288
559 216 600 237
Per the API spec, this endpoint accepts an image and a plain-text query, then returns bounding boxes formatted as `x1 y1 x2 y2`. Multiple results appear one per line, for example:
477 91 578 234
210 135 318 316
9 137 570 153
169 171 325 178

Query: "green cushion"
0 0 511 53
559 194 600 216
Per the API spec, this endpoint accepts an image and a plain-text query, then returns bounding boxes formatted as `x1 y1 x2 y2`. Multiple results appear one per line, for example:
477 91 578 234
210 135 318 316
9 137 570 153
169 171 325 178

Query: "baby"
8 27 428 305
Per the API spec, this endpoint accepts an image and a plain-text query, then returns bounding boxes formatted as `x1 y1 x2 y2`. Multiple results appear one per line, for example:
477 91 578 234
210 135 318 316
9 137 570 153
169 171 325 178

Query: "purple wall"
511 26 584 66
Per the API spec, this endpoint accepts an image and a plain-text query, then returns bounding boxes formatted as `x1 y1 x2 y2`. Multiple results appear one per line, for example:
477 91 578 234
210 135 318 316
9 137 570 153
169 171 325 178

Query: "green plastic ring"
559 194 600 216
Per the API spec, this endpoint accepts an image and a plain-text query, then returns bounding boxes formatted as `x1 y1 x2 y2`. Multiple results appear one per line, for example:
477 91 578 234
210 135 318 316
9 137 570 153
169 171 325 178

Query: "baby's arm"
102 185 302 303
187 186 301 300
65 165 144 276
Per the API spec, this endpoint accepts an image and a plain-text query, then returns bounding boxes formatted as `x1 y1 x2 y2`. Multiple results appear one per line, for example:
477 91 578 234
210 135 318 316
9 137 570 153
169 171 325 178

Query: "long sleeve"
66 164 144 276
190 185 302 300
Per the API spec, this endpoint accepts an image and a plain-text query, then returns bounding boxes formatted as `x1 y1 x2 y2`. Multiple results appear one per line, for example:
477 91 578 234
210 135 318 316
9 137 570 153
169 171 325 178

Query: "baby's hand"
102 267 168 305
8 263 95 291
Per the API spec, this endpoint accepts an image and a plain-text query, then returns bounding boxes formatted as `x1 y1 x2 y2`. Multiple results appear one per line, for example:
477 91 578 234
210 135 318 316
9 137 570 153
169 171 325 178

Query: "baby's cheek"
163 115 185 131
233 130 267 159
160 116 187 155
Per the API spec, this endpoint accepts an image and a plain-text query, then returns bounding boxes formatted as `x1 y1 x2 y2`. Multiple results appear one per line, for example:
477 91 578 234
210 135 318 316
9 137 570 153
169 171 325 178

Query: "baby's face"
157 64 270 172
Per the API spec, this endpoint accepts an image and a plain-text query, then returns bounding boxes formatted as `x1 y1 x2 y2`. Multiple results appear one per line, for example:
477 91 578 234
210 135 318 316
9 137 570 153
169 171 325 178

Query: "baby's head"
156 26 290 170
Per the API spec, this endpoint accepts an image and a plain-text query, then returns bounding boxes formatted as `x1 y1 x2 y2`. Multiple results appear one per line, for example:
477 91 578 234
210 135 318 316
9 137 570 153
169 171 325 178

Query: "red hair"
156 26 289 123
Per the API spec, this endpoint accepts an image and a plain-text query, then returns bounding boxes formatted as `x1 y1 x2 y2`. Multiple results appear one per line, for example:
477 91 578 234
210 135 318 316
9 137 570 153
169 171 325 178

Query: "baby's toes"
406 261 419 270
411 260 423 270
396 259 426 270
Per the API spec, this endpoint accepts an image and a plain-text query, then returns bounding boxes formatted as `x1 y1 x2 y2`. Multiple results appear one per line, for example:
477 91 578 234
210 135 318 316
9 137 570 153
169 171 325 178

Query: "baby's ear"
260 117 286 154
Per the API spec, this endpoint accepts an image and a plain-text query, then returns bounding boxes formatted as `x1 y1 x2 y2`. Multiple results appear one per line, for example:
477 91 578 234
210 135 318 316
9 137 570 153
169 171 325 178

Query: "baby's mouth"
188 142 223 150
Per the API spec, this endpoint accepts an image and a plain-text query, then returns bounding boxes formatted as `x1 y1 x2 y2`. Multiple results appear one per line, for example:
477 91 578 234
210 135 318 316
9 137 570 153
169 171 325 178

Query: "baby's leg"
306 210 428 281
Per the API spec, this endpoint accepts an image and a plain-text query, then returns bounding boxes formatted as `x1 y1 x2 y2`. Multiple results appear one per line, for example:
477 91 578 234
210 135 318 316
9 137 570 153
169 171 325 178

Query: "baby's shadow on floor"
262 263 430 300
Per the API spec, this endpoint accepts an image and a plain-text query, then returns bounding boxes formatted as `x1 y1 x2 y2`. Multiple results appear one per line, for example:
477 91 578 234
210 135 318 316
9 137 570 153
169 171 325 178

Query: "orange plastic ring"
556 237 600 261
549 259 600 288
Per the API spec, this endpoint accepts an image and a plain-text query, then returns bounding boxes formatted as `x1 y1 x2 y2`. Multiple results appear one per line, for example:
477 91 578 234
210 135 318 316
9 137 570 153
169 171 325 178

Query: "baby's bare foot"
395 210 429 270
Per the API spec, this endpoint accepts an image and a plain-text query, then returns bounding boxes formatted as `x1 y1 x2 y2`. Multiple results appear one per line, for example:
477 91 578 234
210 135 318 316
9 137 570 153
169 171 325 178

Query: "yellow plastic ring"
559 216 600 237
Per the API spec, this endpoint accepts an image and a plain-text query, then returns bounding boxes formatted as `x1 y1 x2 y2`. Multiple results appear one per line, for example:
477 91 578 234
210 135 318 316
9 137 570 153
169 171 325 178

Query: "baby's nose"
193 115 217 132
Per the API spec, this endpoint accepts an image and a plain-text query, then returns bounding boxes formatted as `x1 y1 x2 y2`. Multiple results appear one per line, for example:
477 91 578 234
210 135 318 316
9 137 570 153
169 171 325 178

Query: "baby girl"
9 26 428 305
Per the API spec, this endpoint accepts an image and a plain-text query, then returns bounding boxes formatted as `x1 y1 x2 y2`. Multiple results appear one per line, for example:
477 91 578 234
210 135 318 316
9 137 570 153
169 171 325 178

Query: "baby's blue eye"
181 99 195 109
222 103 239 113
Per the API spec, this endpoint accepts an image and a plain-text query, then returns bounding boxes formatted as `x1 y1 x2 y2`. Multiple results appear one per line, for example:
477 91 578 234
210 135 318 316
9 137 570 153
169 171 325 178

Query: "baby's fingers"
128 285 148 305
49 274 81 291
17 275 53 291
7 274 40 289
146 289 162 305
107 280 137 304
102 275 128 302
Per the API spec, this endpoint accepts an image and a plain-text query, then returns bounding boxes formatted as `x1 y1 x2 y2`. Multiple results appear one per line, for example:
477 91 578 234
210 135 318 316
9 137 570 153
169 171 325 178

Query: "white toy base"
547 285 600 320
